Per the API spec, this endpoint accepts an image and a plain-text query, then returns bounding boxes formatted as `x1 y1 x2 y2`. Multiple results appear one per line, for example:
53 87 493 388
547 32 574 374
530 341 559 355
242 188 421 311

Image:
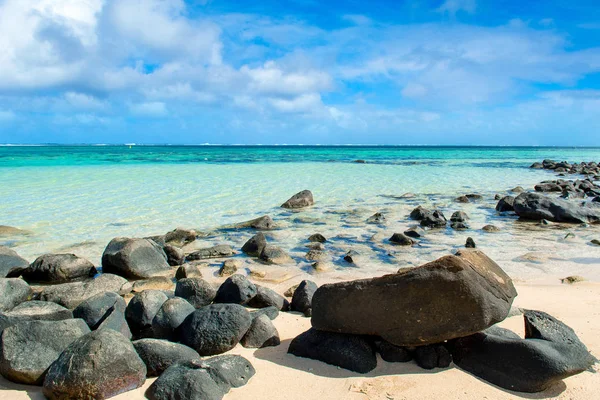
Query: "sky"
1 0 600 145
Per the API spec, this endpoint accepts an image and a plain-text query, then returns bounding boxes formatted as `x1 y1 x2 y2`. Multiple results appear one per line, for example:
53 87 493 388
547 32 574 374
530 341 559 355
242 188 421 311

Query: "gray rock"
291 280 317 317
0 246 28 278
201 355 255 388
308 233 327 243
164 228 197 247
133 339 200 376
164 245 185 266
514 192 600 223
225 215 275 231
126 290 169 338
214 274 257 305
247 285 289 311
404 226 425 238
175 278 217 308
450 211 469 222
152 297 195 341
175 263 203 280
0 278 32 312
0 319 90 385
250 306 279 321
102 237 170 279
482 225 501 232
72 291 129 337
420 210 447 228
366 212 386 224
147 361 227 400
259 245 293 265
281 190 314 209
409 206 430 220
179 304 252 356
535 183 562 192
219 259 241 277
39 273 131 309
187 245 235 261
389 233 415 246
4 301 72 323
21 253 96 284
43 329 147 399
496 196 516 212
451 221 470 230
466 237 476 248
241 232 267 256
288 328 377 373
311 249 517 347
241 314 280 348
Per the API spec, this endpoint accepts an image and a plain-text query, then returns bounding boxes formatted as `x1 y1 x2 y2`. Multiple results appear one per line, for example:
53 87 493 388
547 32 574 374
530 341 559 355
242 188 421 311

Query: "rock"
374 339 412 363
187 245 235 261
214 275 257 305
511 186 525 193
306 242 325 251
496 196 516 212
514 192 600 223
179 304 252 356
291 280 317 317
1 301 72 324
202 355 255 388
305 249 327 261
126 290 169 339
288 328 376 373
530 162 544 169
455 195 470 203
164 228 197 247
404 226 425 238
311 249 517 347
133 277 174 293
20 254 96 284
152 297 195 341
259 245 293 265
226 215 275 230
308 233 327 243
0 226 31 236
389 233 415 246
450 211 469 222
535 182 562 192
591 239 600 246
241 314 280 348
72 291 126 330
409 206 430 220
175 263 203 280
281 190 314 209
133 339 200 377
241 233 267 257
343 250 358 264
0 246 29 278
102 237 170 280
43 329 147 399
482 225 500 232
413 344 452 370
420 210 447 228
247 285 289 311
284 284 299 297
466 237 476 248
0 278 33 312
174 277 216 308
164 245 185 266
0 319 90 385
250 306 279 321
450 310 596 393
366 212 386 224
311 261 332 272
451 221 469 230
219 259 241 276
39 273 131 309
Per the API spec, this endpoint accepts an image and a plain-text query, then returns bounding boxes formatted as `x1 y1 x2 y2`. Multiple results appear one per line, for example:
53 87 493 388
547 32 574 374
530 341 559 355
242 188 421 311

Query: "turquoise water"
1 145 600 283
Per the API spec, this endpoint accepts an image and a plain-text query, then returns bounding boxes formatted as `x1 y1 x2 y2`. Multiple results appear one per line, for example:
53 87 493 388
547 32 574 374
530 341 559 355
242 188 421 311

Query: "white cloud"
269 93 324 113
436 0 477 15
242 61 332 96
129 101 167 117
64 92 106 110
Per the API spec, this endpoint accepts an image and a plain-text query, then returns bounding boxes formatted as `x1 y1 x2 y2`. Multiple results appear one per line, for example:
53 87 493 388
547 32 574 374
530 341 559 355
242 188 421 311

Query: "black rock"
308 233 327 243
288 328 377 373
374 339 412 363
389 233 415 246
247 285 289 311
175 278 217 308
73 291 126 329
281 190 314 209
0 278 32 312
179 304 252 356
409 206 430 220
202 355 256 388
241 314 280 348
241 233 268 256
21 253 97 284
133 338 200 377
152 297 195 341
466 237 476 248
102 237 170 280
126 290 169 339
43 329 147 399
291 280 317 317
0 319 90 385
420 210 447 228
514 192 600 223
187 245 235 261
451 221 470 230
366 212 386 224
214 274 257 305
0 246 29 278
164 244 185 266
496 196 516 212
413 344 452 370
404 226 425 238
259 245 293 265
450 211 469 222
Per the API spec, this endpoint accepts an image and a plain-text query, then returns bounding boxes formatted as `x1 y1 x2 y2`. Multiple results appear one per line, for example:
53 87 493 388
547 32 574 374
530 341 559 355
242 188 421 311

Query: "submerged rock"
281 190 314 209
242 233 268 256
420 210 447 228
366 212 386 224
225 215 275 231
187 245 235 261
102 237 170 280
404 226 425 238
308 233 327 243
514 192 600 223
259 245 293 265
389 233 415 246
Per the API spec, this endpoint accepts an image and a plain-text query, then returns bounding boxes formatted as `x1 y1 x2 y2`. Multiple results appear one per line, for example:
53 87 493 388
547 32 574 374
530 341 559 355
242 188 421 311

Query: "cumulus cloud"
129 101 168 117
436 0 477 15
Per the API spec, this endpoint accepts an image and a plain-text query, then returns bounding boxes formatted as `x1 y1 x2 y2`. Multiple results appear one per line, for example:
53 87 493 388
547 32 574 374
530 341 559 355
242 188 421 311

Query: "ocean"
2 145 600 282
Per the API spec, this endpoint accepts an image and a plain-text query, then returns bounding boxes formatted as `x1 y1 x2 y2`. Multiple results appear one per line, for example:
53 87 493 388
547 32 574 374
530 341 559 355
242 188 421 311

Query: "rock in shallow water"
259 245 293 265
281 190 314 209
311 250 517 347
241 233 267 257
187 245 235 261
514 192 600 223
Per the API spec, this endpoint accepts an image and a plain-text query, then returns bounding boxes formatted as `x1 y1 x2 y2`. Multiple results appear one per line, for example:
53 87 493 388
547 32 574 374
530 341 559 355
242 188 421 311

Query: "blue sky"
1 0 600 145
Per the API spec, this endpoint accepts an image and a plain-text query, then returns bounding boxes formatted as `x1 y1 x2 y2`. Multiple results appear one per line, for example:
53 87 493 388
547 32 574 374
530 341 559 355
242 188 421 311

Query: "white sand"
1 282 599 400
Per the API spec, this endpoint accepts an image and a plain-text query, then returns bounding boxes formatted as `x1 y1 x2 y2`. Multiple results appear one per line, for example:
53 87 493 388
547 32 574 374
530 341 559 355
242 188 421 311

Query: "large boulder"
21 253 97 283
102 237 170 279
281 190 314 209
0 278 32 311
179 304 252 356
72 291 131 338
1 301 72 326
0 319 90 385
240 314 280 348
450 310 596 393
420 210 447 228
288 328 377 373
311 250 517 347
214 274 257 305
241 233 268 256
133 339 200 376
38 273 132 309
164 228 197 247
247 285 289 311
496 196 516 212
126 290 169 339
514 192 600 223
175 278 217 308
43 329 147 399
0 246 28 278
152 297 195 341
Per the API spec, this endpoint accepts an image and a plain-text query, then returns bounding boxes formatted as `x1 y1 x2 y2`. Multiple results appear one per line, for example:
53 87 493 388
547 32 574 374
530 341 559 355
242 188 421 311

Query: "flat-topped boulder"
102 237 170 279
281 190 314 209
187 245 235 261
311 250 517 347
0 246 29 278
1 301 72 327
514 192 600 223
20 253 97 283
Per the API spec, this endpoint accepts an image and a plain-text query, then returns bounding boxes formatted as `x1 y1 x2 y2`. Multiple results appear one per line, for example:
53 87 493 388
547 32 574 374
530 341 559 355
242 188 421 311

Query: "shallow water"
1 146 600 283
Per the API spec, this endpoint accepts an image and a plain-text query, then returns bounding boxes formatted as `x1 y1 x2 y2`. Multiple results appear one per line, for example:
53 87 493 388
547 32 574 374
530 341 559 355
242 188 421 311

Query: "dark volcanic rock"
0 278 32 312
0 246 28 278
514 192 600 223
21 253 96 284
164 228 197 247
413 344 452 370
451 221 469 230
466 237 476 248
366 212 386 224
214 274 257 305
450 211 469 222
288 328 376 373
404 226 425 238
179 304 252 356
102 237 170 279
450 310 596 393
281 190 314 209
175 278 217 308
250 306 279 321
482 225 500 232
126 290 169 338
202 355 255 388
43 329 147 399
219 259 240 277
152 297 195 341
420 210 447 228
535 182 562 192
164 244 185 266
496 196 516 212
259 245 293 265
72 291 125 328
247 285 289 311
241 232 268 256
291 280 317 317
409 206 430 220
374 339 412 363
308 233 327 243
175 263 203 280
241 314 280 348
2 301 72 324
311 249 517 347
0 319 90 385
133 338 200 376
226 215 275 230
187 245 235 261
389 233 415 246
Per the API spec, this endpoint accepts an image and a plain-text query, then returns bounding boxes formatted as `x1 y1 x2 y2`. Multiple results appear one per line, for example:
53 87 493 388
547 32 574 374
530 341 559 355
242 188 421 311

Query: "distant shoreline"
2 144 600 149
